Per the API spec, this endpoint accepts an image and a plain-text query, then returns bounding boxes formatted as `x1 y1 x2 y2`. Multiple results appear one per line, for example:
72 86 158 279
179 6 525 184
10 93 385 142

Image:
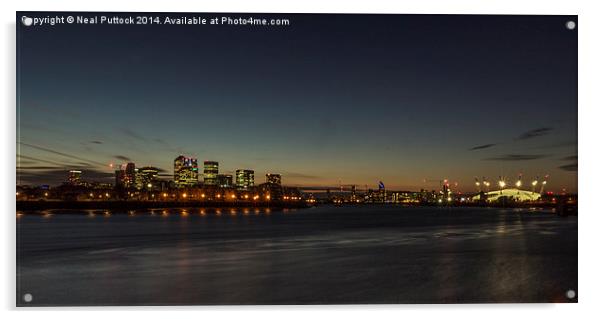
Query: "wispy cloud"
531 140 576 150
516 127 553 140
16 166 65 170
153 138 180 152
120 128 147 141
17 154 68 167
469 143 497 151
114 155 132 162
484 154 547 161
555 155 577 172
558 163 577 171
154 138 167 144
18 143 107 167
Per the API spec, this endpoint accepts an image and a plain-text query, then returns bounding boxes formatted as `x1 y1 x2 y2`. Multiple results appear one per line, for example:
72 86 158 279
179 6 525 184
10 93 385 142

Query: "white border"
2 0 602 318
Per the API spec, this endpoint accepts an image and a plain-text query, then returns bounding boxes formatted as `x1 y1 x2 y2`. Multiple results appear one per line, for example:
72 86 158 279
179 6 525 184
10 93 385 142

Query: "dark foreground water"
16 205 577 306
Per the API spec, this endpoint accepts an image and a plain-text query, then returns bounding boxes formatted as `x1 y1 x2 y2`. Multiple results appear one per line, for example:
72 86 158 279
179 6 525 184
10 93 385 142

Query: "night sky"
16 13 578 192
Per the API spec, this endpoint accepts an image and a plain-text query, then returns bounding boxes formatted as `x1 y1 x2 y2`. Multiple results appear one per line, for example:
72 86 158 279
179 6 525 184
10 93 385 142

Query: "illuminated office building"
134 168 142 189
203 161 219 186
115 162 136 188
216 174 233 188
174 155 198 187
236 169 254 189
266 173 281 185
138 166 160 189
67 170 82 186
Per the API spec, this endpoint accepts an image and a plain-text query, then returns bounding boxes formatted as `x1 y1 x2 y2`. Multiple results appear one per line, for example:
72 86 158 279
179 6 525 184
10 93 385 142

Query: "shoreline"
16 200 577 216
16 200 310 211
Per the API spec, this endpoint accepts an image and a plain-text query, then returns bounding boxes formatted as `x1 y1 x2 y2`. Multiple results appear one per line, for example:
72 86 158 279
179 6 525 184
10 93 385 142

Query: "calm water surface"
16 205 577 305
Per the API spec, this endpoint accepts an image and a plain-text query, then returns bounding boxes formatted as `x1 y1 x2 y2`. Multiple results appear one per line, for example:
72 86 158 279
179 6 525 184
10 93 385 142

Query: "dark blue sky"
17 13 577 191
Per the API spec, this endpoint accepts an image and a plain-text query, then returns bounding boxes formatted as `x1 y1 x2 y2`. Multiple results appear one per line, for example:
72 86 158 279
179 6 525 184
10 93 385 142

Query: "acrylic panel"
16 12 578 306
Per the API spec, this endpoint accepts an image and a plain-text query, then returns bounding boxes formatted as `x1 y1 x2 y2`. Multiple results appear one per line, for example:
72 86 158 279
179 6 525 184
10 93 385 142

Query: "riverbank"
16 200 310 211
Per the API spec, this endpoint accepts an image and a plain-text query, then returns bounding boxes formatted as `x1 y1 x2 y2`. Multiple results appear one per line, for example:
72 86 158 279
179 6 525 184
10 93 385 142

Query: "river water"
16 205 577 305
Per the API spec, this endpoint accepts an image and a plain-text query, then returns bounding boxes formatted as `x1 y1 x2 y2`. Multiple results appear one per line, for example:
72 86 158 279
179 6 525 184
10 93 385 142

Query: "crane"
474 177 481 192
482 177 491 192
539 175 549 194
531 176 539 192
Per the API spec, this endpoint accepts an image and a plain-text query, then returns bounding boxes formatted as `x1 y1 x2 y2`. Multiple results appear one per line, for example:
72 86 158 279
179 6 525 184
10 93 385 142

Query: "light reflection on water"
16 206 577 305
36 207 290 217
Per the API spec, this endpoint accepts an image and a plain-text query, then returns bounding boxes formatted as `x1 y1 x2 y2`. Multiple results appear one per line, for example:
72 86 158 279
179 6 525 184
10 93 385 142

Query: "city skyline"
15 150 573 193
17 13 577 192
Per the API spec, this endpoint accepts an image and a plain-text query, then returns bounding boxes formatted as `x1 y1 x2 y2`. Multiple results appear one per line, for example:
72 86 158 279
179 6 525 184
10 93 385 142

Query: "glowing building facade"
115 163 136 188
203 161 219 186
67 170 82 185
174 155 198 187
236 169 254 189
138 166 160 189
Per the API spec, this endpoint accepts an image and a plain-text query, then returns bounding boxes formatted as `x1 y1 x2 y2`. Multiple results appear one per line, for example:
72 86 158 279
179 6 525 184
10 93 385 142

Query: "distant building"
203 161 219 186
366 187 386 203
282 186 301 199
174 155 198 187
138 166 160 189
115 163 136 188
216 174 233 188
442 180 451 199
390 191 419 203
265 173 282 185
67 170 82 185
236 169 254 189
134 168 142 189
